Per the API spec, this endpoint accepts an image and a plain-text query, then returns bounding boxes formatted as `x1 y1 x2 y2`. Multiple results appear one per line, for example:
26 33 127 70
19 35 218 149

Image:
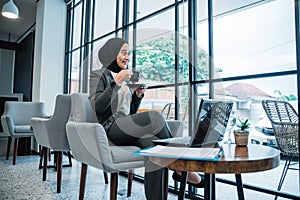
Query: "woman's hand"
114 69 132 85
135 86 147 98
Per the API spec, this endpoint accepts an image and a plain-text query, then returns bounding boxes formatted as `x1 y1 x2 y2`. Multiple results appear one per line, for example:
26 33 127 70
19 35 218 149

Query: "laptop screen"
190 99 233 147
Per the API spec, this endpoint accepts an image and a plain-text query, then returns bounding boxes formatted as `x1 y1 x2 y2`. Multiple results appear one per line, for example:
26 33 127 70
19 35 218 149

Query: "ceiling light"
2 0 19 19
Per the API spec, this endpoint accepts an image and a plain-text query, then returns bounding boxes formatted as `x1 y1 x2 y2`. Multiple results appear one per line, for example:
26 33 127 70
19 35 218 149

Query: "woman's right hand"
114 69 132 85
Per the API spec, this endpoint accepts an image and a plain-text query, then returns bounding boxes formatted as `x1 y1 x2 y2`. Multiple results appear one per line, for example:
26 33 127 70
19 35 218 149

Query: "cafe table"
149 143 281 200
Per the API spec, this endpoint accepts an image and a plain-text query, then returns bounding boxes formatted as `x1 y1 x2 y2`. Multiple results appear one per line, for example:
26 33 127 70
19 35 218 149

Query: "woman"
89 37 203 200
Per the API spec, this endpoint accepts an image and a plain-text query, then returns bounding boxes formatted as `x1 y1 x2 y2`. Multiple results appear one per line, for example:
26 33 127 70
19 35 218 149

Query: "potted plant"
233 119 250 146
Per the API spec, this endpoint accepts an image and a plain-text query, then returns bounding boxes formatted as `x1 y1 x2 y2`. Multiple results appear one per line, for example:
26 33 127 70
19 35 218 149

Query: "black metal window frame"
64 0 300 198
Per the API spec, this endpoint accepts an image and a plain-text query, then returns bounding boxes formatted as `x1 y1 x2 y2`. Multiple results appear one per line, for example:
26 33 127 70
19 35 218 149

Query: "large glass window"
72 3 83 49
134 0 174 21
65 0 299 144
94 1 116 38
69 49 80 93
65 0 299 198
203 0 297 127
212 0 296 77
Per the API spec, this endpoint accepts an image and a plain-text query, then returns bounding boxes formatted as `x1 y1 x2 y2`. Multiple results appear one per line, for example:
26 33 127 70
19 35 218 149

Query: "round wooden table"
149 143 281 200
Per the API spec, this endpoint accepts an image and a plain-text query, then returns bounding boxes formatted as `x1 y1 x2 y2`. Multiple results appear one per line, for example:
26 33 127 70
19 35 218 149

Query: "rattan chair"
161 102 174 120
262 100 299 199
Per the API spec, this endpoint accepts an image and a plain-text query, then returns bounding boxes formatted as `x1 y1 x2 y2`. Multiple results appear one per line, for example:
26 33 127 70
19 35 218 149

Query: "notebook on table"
134 145 224 160
152 99 233 148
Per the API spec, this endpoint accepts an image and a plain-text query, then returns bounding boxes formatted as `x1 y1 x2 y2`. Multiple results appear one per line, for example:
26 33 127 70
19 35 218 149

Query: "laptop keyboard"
170 136 191 144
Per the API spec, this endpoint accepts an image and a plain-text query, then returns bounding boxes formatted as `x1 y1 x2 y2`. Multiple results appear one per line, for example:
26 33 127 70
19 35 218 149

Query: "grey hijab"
98 37 128 73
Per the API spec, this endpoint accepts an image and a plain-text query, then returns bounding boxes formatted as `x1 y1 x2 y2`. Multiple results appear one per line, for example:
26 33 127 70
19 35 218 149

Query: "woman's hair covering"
98 37 128 67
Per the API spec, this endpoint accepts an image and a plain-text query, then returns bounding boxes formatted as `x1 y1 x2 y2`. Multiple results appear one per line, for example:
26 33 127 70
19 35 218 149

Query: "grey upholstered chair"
1 101 48 165
262 100 299 200
31 94 72 193
66 93 184 200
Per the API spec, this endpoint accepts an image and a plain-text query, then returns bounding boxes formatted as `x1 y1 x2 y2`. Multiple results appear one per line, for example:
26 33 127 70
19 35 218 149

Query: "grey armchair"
31 94 72 193
66 93 144 200
66 93 184 200
1 101 48 165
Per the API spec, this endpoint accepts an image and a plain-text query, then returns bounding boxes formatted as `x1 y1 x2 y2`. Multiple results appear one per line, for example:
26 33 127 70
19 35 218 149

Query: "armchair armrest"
31 117 50 123
1 115 14 137
31 117 51 147
31 114 70 150
66 121 114 171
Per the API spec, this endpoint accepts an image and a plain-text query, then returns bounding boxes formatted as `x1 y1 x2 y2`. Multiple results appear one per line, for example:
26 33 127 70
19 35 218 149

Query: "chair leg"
13 138 19 165
67 151 72 167
54 151 57 171
57 151 63 193
42 146 48 181
48 149 51 161
6 136 12 160
103 171 109 184
79 163 88 200
110 172 118 200
274 158 292 200
39 145 43 169
127 170 133 197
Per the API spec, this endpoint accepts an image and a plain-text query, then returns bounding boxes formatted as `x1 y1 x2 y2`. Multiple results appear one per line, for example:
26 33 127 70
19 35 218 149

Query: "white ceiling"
0 0 36 43
0 0 273 44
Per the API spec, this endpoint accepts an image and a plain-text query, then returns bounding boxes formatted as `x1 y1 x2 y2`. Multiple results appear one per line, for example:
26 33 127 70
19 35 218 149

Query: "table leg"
178 171 188 200
203 173 216 200
235 174 245 200
211 174 216 200
163 168 169 200
188 184 196 196
204 173 210 200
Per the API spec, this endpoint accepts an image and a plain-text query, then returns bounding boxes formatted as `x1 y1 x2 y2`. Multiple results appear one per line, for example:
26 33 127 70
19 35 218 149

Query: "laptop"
152 99 233 148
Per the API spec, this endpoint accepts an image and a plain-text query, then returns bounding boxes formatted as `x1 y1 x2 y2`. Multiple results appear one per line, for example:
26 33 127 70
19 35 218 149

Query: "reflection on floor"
0 137 299 200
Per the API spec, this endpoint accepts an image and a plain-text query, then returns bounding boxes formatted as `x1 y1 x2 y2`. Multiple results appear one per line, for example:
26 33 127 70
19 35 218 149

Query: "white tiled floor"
0 154 144 200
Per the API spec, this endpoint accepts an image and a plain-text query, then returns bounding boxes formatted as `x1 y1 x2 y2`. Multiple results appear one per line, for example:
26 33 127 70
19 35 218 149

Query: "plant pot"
233 130 249 146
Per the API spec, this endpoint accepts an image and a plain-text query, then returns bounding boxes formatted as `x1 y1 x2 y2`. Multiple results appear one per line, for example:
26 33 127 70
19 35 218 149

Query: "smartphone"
127 83 147 89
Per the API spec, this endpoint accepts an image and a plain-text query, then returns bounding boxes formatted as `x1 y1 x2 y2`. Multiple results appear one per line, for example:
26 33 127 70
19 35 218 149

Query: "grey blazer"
88 68 143 130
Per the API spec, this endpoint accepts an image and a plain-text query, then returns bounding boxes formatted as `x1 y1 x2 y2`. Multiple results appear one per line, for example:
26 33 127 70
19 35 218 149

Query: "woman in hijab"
89 37 203 200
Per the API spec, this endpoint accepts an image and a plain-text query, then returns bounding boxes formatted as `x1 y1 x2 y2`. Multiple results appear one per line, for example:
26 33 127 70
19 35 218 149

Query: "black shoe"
172 171 205 188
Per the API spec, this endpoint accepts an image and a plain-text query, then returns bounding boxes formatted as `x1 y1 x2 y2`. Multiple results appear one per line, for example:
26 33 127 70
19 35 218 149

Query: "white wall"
32 0 67 114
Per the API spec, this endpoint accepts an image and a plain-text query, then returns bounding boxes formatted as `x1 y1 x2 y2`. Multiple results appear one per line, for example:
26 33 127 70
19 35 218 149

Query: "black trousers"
107 111 172 200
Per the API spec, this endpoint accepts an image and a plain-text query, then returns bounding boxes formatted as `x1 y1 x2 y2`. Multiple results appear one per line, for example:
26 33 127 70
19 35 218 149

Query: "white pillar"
32 0 66 114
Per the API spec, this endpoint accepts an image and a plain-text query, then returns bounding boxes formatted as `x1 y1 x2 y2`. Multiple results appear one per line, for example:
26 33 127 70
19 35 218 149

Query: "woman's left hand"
135 87 146 98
